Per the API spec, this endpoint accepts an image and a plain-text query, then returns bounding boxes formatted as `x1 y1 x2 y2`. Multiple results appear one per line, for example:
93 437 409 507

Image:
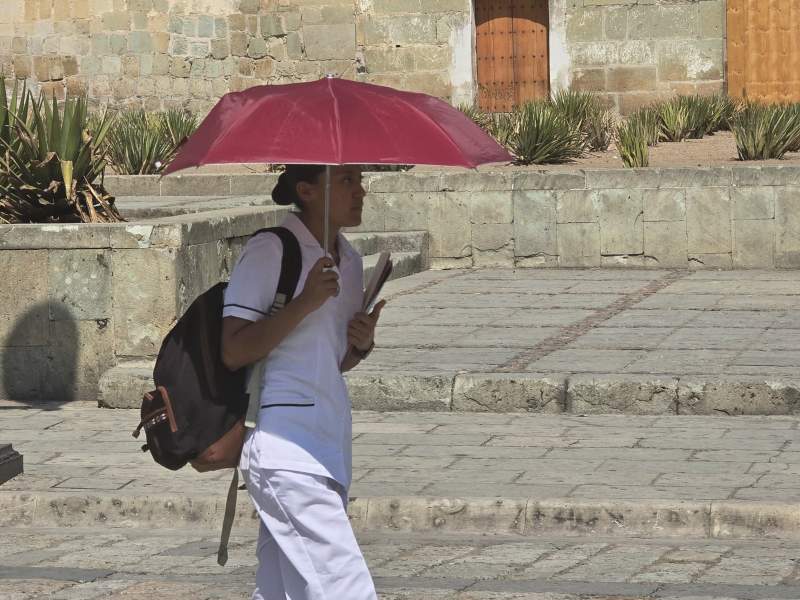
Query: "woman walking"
221 164 384 599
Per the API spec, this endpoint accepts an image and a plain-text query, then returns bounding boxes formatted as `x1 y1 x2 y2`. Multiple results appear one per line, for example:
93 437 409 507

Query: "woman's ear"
295 181 317 207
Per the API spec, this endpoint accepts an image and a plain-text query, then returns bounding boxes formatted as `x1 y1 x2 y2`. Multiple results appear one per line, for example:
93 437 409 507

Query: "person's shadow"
2 302 79 407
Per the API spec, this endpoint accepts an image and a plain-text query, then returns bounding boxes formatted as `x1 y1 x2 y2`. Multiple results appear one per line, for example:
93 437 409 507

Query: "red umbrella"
164 76 512 252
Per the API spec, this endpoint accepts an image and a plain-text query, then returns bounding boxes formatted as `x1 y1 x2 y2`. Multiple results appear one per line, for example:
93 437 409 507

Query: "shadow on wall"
1 302 79 406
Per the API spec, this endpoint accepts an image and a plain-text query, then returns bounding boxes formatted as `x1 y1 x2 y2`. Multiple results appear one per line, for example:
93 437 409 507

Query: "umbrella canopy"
163 77 512 175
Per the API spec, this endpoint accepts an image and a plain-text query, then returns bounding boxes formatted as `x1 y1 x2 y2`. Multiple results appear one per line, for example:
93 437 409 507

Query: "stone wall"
0 204 288 403
1 0 724 114
0 0 471 114
353 166 800 270
567 0 725 113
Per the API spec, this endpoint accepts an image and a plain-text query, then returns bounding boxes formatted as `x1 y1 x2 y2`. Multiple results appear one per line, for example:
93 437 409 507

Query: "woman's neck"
298 212 340 257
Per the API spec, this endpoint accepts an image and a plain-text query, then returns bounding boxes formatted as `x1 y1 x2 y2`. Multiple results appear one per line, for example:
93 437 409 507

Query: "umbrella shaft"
324 165 331 256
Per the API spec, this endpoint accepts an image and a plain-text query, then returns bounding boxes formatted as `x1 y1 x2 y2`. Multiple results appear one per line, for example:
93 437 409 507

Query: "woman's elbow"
220 343 242 372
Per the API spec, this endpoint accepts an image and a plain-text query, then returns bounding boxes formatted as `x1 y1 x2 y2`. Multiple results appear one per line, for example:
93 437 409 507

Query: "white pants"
245 468 377 600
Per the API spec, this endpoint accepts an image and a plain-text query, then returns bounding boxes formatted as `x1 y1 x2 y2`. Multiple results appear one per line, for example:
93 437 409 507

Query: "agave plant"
584 106 616 152
550 89 598 131
486 112 517 148
706 93 734 133
658 98 691 142
457 103 492 131
731 102 800 160
0 90 121 224
628 107 661 147
509 101 584 165
102 108 198 175
679 95 713 139
616 118 649 168
783 103 800 153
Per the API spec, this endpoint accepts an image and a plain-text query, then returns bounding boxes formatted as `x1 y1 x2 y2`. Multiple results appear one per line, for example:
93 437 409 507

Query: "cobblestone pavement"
364 268 800 378
4 527 800 599
3 404 800 505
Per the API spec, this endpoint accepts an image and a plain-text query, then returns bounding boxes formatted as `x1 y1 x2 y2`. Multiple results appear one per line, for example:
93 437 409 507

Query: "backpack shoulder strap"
251 226 302 314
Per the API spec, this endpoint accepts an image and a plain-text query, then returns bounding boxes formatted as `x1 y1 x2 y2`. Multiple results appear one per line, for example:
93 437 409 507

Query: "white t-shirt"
222 212 364 489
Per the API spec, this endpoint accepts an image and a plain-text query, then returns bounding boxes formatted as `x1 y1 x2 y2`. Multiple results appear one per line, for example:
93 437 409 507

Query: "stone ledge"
5 491 800 540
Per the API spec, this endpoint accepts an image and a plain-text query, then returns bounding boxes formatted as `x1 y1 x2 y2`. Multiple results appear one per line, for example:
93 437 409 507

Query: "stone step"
116 195 270 220
346 230 428 257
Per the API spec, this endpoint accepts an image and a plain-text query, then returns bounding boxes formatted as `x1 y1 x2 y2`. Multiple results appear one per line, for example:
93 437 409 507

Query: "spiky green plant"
658 98 691 142
486 111 517 148
783 103 800 153
0 91 120 223
102 108 198 175
509 101 584 165
731 102 800 160
584 106 616 152
706 93 734 133
616 118 650 168
679 95 713 139
550 89 599 131
628 107 661 147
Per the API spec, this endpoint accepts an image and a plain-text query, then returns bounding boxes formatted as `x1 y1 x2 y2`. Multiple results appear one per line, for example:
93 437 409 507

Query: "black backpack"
132 227 302 471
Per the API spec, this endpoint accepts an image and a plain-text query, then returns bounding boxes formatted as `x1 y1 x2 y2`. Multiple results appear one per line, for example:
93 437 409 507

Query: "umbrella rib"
327 77 343 164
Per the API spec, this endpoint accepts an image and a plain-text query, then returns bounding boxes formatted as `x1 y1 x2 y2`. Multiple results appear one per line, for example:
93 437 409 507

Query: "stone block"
441 171 512 192
606 66 657 93
657 4 698 38
585 169 659 190
688 253 732 269
658 168 730 189
604 7 627 40
657 39 723 82
102 11 130 31
47 250 112 321
160 174 231 196
168 56 191 78
699 0 724 38
513 190 557 258
363 46 415 73
0 347 47 401
678 378 800 416
557 222 600 267
513 171 585 191
452 373 565 413
644 220 687 268
98 362 153 408
111 248 178 357
428 192 471 258
568 375 679 415
732 187 775 220
734 166 800 187
618 40 656 66
44 319 113 403
570 41 619 67
566 8 604 42
303 24 355 61
467 191 512 224
0 250 48 347
557 189 597 223
368 173 442 193
367 193 418 231
733 220 775 269
643 189 686 222
596 189 644 255
346 372 453 411
247 37 267 59
230 31 247 57
571 68 606 92
472 224 513 268
686 187 731 254
776 187 800 267
619 92 671 115
127 31 151 53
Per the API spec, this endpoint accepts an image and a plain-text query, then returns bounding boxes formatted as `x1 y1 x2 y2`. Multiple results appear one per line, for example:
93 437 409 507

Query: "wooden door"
727 0 800 103
475 0 550 112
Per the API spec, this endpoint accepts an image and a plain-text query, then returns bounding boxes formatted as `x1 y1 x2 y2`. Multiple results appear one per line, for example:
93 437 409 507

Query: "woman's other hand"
347 300 386 353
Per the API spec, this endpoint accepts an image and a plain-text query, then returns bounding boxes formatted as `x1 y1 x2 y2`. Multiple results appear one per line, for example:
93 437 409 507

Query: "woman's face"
297 165 366 229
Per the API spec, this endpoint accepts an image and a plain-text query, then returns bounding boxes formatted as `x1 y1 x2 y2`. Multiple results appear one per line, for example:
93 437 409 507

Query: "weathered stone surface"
513 171 585 191
471 224 514 268
0 250 48 347
733 220 775 269
775 187 800 268
585 169 659 190
160 174 231 196
644 221 687 268
558 223 600 267
686 188 731 254
303 24 355 60
346 373 453 411
453 373 564 413
98 362 154 408
677 378 800 416
428 193 471 258
568 375 679 415
557 190 597 223
596 189 644 256
643 189 686 222
47 250 112 321
45 319 113 403
467 191 513 224
0 348 47 401
514 190 557 258
732 186 775 220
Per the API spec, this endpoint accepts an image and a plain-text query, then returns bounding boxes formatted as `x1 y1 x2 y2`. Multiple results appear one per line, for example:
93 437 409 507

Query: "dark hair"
272 165 326 209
